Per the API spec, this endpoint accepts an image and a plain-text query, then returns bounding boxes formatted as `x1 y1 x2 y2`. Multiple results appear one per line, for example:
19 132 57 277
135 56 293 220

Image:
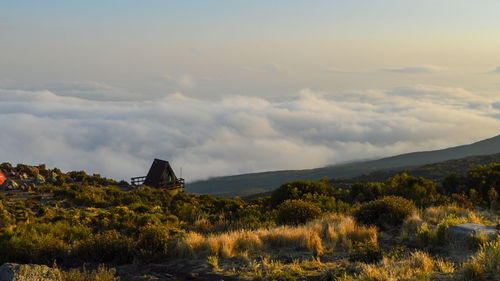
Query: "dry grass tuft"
304 231 324 256
423 205 472 225
342 251 449 281
60 265 119 281
192 218 213 233
401 211 424 234
234 231 263 253
408 251 434 272
175 232 208 257
435 258 455 273
207 255 220 272
404 205 495 249
358 264 390 281
460 238 500 281
174 214 376 260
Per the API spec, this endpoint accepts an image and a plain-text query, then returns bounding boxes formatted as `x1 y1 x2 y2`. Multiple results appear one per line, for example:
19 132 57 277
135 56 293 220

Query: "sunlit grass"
174 214 377 259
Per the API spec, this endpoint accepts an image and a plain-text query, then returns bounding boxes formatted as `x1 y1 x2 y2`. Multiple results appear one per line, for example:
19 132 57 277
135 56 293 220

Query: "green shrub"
450 194 474 209
414 213 472 247
0 221 92 264
353 196 416 230
165 214 180 227
73 230 135 264
137 213 162 227
465 163 500 205
348 182 384 203
416 223 436 246
276 200 322 225
441 172 461 195
271 180 334 207
135 224 171 263
435 214 468 243
0 232 70 264
384 173 438 206
348 242 384 264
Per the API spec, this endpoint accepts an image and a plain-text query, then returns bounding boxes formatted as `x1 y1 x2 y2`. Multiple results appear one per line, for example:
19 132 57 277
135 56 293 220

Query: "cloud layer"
381 65 441 74
0 85 499 182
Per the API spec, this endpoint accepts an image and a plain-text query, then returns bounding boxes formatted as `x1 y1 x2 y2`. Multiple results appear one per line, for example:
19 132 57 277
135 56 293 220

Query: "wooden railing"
176 178 185 190
130 177 184 191
164 178 185 191
130 176 146 186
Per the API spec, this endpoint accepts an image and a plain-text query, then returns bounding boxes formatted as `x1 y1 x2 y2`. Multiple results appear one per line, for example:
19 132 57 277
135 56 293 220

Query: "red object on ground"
0 173 6 185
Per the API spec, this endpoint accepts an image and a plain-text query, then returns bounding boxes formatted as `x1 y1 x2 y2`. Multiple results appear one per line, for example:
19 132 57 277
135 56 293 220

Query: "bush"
435 214 468 244
348 182 384 203
465 163 500 205
450 194 474 209
73 230 135 264
271 180 334 207
353 196 416 230
348 242 384 264
135 224 171 263
441 172 461 195
0 221 90 264
276 200 322 225
0 232 70 264
416 223 436 246
384 173 438 206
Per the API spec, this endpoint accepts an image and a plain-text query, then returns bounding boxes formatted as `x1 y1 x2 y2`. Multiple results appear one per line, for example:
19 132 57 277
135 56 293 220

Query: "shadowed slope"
186 135 500 197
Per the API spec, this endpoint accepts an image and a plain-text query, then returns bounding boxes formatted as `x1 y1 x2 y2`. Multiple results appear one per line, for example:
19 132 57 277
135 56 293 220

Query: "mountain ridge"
185 134 500 197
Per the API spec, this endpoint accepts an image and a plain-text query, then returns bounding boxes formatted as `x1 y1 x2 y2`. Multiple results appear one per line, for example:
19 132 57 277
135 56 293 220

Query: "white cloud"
323 67 360 74
2 81 141 101
381 65 441 74
242 63 285 73
262 63 283 73
162 74 196 89
0 85 499 182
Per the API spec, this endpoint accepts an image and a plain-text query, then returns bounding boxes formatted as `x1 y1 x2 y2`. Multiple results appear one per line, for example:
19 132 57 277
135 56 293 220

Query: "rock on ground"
0 263 60 281
447 223 499 241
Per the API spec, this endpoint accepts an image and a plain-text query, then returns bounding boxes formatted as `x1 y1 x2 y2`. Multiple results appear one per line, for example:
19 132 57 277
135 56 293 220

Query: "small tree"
276 200 322 225
353 196 416 230
384 173 438 206
271 180 334 207
441 172 461 195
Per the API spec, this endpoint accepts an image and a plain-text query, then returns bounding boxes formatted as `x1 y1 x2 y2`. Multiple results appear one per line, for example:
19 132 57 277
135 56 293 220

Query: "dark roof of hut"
143 159 178 188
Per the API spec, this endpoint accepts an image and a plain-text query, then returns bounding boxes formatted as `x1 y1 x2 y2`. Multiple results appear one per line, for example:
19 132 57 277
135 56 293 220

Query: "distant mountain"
186 134 500 197
241 153 500 201
332 152 500 185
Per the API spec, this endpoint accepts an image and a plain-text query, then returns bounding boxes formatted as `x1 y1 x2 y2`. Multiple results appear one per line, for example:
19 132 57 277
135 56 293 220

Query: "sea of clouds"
0 85 499 182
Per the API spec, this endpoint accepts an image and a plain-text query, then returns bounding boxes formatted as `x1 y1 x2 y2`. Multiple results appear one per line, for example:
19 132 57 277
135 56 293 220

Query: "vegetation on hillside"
0 161 498 280
334 153 500 186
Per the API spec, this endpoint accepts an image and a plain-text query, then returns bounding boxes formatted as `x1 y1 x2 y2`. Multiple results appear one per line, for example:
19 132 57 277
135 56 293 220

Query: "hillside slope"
242 153 500 200
186 134 500 197
333 152 500 185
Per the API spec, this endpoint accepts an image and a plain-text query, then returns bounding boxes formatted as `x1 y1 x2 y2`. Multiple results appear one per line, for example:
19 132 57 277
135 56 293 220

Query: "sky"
1 1 500 181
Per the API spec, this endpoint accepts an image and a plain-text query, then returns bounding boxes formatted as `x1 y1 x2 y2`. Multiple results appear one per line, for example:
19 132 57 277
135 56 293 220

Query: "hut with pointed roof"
131 159 184 191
